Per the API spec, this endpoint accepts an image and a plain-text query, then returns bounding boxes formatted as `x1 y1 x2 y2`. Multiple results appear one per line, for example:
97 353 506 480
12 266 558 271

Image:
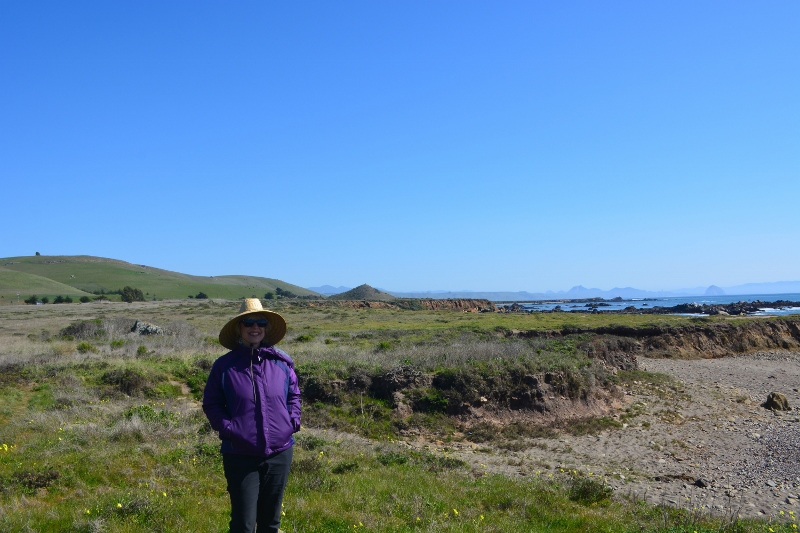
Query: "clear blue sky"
2 1 798 292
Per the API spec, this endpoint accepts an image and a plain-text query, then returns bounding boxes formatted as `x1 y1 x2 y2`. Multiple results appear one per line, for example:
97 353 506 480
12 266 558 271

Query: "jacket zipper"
249 349 257 403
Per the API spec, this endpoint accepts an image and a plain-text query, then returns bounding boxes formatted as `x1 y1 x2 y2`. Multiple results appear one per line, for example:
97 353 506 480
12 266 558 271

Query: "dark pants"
222 447 293 533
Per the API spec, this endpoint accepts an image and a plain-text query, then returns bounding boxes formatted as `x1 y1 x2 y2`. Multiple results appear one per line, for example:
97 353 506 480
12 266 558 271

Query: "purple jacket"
203 344 301 457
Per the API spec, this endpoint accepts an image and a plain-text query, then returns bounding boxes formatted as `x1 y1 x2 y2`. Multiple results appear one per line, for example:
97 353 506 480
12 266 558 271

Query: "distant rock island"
704 285 725 296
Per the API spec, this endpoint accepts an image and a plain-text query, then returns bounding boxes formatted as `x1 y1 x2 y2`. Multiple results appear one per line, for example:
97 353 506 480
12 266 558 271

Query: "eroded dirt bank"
511 316 800 359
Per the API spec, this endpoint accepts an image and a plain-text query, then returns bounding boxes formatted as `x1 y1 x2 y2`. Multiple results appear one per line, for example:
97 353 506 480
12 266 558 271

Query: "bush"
41 297 49 304
76 342 98 354
264 292 274 300
195 292 208 299
136 345 148 356
24 295 38 304
61 320 104 339
79 296 90 303
568 476 613 505
275 287 296 298
102 368 149 396
120 286 145 303
53 296 65 304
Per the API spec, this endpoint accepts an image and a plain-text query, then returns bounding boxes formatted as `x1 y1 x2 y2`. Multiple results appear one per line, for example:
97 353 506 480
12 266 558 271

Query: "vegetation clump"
120 286 145 303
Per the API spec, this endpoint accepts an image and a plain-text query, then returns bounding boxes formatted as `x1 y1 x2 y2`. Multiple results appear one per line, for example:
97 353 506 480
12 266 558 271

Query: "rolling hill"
0 255 320 302
328 284 397 301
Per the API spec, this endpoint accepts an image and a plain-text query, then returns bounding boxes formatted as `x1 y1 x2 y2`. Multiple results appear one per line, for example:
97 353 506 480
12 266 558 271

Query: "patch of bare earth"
388 351 800 519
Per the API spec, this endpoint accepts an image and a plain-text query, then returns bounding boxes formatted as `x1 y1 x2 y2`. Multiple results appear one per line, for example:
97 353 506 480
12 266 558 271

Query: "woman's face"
239 314 268 346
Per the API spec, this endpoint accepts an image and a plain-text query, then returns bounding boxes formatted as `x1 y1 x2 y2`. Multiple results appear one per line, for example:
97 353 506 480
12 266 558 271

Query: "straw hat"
218 298 287 350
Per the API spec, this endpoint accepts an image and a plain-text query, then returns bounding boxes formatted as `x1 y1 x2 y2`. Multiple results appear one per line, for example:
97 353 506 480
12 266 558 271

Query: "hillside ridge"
0 254 320 302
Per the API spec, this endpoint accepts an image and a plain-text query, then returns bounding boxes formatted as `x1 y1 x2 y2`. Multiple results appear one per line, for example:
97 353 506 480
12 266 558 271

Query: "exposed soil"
393 350 800 519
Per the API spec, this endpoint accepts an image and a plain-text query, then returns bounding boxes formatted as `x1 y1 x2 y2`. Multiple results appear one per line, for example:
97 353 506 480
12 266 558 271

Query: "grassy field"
0 301 797 532
0 255 318 302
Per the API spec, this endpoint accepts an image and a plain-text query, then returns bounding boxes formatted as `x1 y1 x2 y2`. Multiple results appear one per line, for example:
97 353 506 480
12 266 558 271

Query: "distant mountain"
722 281 800 295
307 285 353 296
328 284 396 301
388 281 800 301
388 286 696 301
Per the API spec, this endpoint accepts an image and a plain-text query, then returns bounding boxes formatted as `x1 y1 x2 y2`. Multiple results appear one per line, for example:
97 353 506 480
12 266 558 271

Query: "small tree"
64 296 73 303
264 292 274 300
195 292 208 299
53 295 66 304
79 296 91 303
41 296 49 304
275 287 296 298
35 251 41 256
120 286 145 303
24 295 38 305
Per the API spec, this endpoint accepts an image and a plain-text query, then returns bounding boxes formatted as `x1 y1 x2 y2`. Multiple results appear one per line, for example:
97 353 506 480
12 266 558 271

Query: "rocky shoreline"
498 299 800 316
620 299 800 316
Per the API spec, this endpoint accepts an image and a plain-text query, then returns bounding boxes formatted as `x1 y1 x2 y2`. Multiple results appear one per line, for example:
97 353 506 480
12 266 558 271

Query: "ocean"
507 293 800 316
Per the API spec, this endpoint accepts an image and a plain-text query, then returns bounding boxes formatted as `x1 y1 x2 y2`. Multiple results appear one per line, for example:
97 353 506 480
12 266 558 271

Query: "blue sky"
2 1 798 292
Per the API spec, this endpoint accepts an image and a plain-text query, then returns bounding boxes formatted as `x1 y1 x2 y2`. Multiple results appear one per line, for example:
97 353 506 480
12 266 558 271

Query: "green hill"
0 255 320 302
328 284 397 301
0 267 94 302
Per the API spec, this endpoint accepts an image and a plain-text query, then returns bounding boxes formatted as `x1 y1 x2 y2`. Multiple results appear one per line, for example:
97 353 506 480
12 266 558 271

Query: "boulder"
763 392 791 411
131 320 163 335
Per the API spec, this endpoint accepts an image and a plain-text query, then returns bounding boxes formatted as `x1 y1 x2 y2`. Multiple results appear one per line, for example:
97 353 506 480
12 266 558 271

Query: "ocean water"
508 293 800 316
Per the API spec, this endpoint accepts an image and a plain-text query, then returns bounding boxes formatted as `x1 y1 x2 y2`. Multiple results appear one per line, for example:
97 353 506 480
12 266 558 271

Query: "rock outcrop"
131 320 163 335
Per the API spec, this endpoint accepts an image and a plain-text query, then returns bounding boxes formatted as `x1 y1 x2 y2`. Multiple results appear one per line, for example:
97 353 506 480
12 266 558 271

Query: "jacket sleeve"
287 367 302 432
202 359 232 438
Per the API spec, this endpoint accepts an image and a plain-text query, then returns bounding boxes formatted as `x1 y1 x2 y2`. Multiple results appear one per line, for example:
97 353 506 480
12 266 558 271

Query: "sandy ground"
398 351 800 519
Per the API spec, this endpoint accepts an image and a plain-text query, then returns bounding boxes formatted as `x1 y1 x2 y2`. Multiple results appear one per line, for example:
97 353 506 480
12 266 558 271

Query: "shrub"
136 345 148 356
76 342 98 354
79 296 90 303
120 286 145 303
61 320 104 339
275 287 296 298
296 334 315 343
264 292 274 300
102 368 149 396
24 295 38 304
110 339 126 349
195 292 208 299
377 451 409 466
408 388 448 413
568 476 613 505
53 296 65 304
40 297 49 304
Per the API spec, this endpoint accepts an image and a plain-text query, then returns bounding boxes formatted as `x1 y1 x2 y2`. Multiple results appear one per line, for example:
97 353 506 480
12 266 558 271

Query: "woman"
203 298 301 533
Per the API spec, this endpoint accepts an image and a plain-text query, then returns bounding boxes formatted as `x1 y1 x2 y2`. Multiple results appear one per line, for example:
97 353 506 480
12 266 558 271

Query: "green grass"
0 266 94 301
1 301 799 531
